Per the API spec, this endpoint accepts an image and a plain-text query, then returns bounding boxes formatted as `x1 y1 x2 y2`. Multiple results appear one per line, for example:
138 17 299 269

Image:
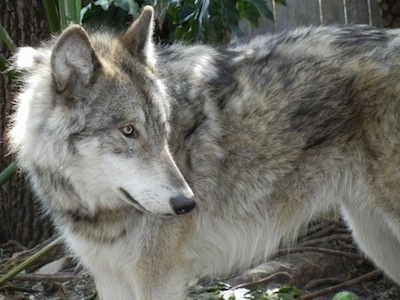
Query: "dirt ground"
0 219 399 300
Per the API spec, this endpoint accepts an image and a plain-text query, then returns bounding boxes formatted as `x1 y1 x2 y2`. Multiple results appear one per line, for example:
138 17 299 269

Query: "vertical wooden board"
294 0 321 25
274 0 297 31
320 0 346 25
239 18 276 36
346 0 370 24
254 16 276 34
369 0 383 27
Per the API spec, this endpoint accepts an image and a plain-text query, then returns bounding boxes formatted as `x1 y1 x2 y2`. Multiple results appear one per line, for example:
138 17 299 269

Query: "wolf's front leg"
95 277 135 299
84 217 196 300
94 265 189 300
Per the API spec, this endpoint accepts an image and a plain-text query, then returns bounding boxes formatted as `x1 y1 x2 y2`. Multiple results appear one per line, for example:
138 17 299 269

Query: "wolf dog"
8 5 400 299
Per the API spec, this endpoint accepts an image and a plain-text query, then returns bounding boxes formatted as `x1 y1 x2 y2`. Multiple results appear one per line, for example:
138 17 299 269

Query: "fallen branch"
297 270 382 300
0 273 77 282
297 233 352 247
231 272 293 290
0 236 63 286
278 246 364 260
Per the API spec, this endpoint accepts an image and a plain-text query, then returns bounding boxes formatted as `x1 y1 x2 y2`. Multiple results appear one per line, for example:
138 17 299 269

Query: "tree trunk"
377 0 400 28
0 0 53 245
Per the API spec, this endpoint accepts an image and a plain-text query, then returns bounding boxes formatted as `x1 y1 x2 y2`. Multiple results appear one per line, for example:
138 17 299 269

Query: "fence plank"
369 0 383 27
346 0 370 24
255 0 276 33
274 0 320 30
295 0 321 25
241 0 384 36
274 0 297 30
320 0 346 25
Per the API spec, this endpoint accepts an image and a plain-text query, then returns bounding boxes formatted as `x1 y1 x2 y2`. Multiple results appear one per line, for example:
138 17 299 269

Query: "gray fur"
8 6 400 299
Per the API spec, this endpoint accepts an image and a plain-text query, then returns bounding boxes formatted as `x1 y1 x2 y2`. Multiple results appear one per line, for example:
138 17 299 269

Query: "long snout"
112 148 197 216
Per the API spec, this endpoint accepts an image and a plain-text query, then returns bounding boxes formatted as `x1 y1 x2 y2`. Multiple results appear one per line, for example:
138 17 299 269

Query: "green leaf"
58 0 82 28
277 286 304 300
81 1 133 29
154 0 172 24
0 236 62 285
80 2 92 23
245 0 273 20
43 0 61 33
0 161 17 188
74 0 83 23
333 291 359 300
0 24 17 53
198 0 210 21
154 0 277 44
58 0 69 29
114 0 140 17
0 53 18 78
0 53 9 71
275 0 286 5
93 0 111 10
237 0 261 27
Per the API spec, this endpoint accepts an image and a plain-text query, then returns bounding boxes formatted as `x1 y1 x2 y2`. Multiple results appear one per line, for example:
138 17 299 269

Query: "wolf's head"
9 6 195 217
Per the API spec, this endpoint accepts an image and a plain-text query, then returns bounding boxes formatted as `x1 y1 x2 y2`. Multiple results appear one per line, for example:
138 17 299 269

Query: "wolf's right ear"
120 6 155 68
51 25 99 93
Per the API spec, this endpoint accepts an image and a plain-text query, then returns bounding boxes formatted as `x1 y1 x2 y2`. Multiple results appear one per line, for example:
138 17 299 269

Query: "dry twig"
297 270 382 300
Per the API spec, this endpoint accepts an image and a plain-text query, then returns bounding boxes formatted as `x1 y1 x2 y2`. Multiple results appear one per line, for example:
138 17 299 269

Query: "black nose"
170 195 196 215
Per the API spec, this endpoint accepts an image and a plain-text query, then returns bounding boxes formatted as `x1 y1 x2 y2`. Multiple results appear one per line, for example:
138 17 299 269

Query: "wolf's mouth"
118 188 151 214
118 188 175 217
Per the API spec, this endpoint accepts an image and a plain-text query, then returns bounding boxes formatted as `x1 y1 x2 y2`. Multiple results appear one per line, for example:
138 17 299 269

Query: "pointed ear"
51 25 99 93
120 6 156 67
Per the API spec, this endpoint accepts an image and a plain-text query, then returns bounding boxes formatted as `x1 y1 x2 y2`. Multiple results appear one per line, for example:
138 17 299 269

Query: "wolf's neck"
28 164 137 242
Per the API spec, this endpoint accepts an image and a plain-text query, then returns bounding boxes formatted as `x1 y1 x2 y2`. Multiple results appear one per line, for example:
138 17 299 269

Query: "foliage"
0 24 17 72
188 283 303 300
166 0 287 42
0 161 17 187
332 291 359 300
0 0 285 184
0 237 62 286
0 0 287 295
43 0 82 32
39 0 288 44
81 0 286 44
160 0 274 44
248 286 303 300
81 0 141 30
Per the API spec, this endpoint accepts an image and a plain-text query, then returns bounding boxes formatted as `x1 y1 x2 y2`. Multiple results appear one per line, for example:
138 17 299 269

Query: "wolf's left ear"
120 5 156 68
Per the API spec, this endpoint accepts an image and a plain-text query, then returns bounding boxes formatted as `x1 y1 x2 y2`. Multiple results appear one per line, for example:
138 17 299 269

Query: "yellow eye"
121 125 139 139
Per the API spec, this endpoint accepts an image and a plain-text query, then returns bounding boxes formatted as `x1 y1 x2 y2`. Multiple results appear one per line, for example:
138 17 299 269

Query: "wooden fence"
241 0 383 35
